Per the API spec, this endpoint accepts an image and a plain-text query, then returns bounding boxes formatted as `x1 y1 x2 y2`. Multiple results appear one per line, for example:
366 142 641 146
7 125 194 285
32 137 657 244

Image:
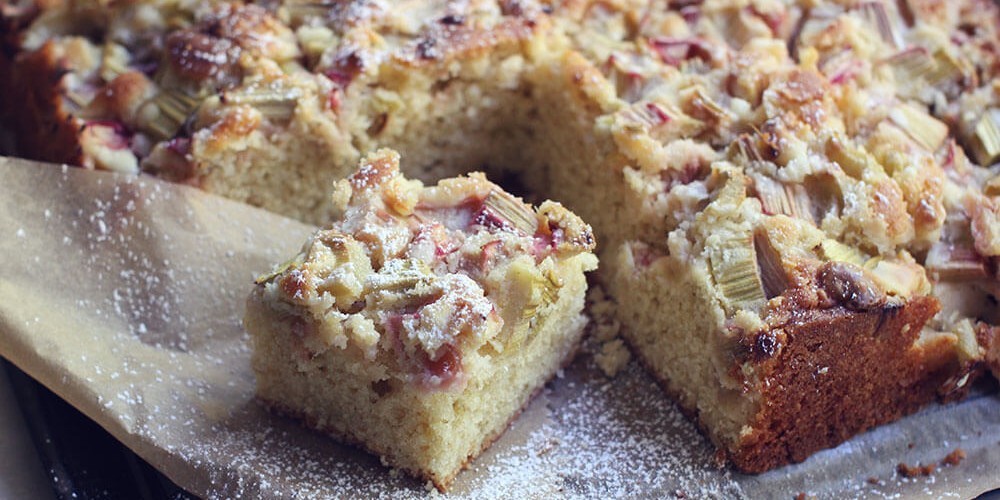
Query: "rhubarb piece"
220 84 303 120
884 45 974 98
817 239 868 267
603 52 649 102
857 1 902 48
99 42 129 82
648 37 713 66
752 174 812 221
821 49 863 84
684 85 730 123
970 109 1000 166
245 149 597 491
136 89 202 140
480 189 539 235
826 135 875 179
618 100 676 130
518 267 560 320
709 232 767 313
927 47 974 89
754 229 789 299
365 259 432 294
886 47 936 86
889 103 948 151
734 134 765 163
925 242 988 281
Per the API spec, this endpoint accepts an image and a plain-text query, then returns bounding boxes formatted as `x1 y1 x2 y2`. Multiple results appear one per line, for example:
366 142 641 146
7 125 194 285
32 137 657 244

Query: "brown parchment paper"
0 156 998 499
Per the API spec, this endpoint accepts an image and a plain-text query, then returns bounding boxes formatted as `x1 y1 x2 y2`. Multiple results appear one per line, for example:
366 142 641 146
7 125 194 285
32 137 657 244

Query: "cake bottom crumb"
595 339 631 378
940 448 966 466
586 285 631 378
896 447 967 479
896 462 936 478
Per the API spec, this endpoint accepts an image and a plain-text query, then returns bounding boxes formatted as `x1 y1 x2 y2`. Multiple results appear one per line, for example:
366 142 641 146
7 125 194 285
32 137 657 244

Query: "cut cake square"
609 164 985 472
244 149 597 490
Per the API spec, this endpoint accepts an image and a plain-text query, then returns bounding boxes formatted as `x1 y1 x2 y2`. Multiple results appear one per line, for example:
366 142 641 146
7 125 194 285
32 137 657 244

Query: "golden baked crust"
5 0 1000 482
730 296 966 472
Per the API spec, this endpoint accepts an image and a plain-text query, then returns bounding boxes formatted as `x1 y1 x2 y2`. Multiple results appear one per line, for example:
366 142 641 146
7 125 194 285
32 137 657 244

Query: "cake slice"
611 165 984 472
244 149 596 490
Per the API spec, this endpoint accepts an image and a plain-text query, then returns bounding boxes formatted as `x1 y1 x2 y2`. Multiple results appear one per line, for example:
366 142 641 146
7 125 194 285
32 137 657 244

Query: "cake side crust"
729 295 966 473
612 239 982 474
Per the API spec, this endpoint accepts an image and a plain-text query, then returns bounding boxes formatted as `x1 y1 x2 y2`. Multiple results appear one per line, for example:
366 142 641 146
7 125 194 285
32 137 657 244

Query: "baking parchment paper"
0 156 997 499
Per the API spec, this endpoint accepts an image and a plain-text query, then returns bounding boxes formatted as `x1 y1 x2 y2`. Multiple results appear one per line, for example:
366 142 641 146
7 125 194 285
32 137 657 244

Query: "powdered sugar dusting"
450 360 744 498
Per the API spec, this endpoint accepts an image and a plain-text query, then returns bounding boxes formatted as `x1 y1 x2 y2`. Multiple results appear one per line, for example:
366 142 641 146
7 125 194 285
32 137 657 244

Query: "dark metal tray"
3 360 196 500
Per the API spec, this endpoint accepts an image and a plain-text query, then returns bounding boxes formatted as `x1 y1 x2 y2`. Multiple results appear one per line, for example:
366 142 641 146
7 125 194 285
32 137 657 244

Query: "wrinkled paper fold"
0 156 997 498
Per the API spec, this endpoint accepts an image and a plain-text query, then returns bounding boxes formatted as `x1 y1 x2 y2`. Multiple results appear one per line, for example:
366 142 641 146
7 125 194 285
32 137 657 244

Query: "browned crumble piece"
941 448 967 467
897 462 936 478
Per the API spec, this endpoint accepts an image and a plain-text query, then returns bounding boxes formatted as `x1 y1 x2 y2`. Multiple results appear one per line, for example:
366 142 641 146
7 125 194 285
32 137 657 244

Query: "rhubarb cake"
244 149 597 489
4 0 1000 483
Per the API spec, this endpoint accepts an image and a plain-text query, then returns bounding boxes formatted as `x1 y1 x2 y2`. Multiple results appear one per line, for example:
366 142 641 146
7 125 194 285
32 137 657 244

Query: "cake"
244 149 597 489
4 0 1000 484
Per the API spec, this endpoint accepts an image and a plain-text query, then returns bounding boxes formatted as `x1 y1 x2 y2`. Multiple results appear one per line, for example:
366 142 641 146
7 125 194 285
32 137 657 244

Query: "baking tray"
2 359 195 500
